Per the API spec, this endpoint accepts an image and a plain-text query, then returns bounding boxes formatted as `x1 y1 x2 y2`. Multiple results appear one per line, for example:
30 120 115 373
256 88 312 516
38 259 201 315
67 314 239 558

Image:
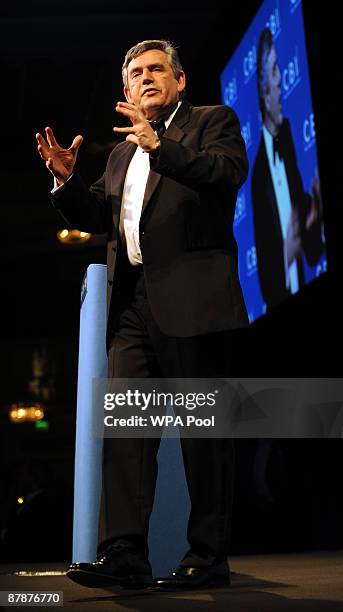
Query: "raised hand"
306 174 322 230
286 208 302 266
36 127 83 185
113 102 159 152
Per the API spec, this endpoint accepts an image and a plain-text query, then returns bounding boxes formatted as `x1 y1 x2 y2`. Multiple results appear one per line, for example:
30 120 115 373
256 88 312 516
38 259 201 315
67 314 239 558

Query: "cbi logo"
224 75 238 107
282 49 301 100
246 246 257 277
265 5 281 39
241 119 252 150
234 191 247 227
290 0 301 14
303 112 316 152
243 45 257 84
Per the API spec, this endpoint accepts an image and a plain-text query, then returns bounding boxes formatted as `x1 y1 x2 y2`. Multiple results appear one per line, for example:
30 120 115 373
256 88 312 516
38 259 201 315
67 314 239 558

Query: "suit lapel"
110 142 136 225
141 100 192 215
261 137 283 247
141 169 162 216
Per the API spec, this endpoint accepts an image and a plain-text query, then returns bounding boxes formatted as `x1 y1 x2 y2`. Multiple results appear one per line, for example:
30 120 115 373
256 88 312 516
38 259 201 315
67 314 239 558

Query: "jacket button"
112 246 117 252
108 280 113 286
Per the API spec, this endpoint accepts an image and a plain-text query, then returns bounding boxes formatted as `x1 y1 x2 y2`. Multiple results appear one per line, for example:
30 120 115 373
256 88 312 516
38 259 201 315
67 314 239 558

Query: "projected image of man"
251 28 324 311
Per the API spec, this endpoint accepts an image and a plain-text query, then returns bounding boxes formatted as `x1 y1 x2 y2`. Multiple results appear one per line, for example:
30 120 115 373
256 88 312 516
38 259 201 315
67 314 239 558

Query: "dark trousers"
99 265 236 564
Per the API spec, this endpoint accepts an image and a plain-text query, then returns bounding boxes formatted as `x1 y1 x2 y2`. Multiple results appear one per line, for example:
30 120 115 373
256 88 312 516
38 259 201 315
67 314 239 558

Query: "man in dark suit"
251 28 324 311
36 39 249 590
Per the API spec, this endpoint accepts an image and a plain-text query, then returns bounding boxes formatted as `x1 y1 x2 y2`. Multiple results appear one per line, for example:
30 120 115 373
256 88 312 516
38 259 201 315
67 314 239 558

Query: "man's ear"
177 71 186 95
264 89 271 113
124 87 133 104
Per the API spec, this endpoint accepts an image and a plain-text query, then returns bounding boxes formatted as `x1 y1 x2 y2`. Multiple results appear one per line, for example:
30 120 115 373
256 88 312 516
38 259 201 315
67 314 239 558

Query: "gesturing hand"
306 174 322 230
113 102 159 152
36 127 83 185
286 208 302 266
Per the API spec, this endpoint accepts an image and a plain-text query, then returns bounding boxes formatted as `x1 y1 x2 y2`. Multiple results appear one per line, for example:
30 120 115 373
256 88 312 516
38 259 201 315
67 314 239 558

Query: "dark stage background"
0 0 342 562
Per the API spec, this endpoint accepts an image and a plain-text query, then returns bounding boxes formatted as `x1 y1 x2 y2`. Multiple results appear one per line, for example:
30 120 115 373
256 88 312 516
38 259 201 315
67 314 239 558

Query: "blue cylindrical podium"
72 264 189 576
72 264 108 563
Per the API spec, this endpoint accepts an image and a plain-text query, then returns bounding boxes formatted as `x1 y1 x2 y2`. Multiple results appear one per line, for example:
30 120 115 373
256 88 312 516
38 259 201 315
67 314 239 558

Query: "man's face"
124 49 186 120
264 45 283 132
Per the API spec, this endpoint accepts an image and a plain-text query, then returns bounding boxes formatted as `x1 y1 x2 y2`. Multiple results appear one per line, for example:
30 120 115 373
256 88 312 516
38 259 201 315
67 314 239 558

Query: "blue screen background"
220 0 327 322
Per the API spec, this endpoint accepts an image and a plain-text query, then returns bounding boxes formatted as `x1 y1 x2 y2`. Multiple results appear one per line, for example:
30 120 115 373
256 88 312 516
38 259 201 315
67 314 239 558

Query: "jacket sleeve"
150 106 249 192
49 171 111 234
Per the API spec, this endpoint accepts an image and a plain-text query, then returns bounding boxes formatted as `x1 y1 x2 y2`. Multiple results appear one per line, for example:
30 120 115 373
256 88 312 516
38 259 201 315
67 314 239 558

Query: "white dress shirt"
119 101 181 265
262 125 299 294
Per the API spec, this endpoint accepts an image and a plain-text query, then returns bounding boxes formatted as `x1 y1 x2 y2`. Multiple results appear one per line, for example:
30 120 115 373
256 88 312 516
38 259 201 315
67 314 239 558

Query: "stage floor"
1 550 342 611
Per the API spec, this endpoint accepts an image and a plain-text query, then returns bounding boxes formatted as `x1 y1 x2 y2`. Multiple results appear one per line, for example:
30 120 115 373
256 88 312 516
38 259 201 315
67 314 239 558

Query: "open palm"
36 126 83 184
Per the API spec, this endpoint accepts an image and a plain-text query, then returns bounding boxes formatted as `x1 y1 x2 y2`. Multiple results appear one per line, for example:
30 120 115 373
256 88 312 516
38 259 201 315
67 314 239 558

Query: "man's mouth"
143 88 160 96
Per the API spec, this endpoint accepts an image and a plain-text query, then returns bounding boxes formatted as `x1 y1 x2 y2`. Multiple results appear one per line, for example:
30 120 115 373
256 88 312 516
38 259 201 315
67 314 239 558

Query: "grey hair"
122 39 184 89
257 28 274 119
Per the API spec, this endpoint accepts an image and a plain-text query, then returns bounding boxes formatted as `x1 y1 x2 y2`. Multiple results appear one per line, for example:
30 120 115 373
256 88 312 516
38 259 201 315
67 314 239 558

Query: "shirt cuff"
51 173 74 194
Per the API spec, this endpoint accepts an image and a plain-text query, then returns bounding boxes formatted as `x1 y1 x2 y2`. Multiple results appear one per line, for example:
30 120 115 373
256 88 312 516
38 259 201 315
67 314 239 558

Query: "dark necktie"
150 119 166 138
272 135 283 163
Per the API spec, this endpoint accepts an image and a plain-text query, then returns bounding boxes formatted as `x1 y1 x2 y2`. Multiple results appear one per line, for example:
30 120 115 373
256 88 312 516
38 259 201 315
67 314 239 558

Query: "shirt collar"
164 100 182 129
263 124 281 166
262 124 273 152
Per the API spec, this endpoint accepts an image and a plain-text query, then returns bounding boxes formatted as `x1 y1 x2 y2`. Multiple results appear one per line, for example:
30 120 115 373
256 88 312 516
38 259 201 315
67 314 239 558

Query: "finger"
37 144 48 161
126 134 139 145
36 132 50 154
45 126 58 147
36 132 48 145
115 103 140 122
116 101 137 111
69 134 83 152
113 126 137 134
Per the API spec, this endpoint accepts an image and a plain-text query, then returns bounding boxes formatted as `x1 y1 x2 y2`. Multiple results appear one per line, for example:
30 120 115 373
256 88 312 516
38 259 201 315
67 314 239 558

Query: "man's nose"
276 65 281 84
142 69 153 83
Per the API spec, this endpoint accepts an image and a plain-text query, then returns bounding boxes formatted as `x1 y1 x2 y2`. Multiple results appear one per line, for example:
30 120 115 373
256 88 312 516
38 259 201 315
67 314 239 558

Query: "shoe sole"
66 568 153 589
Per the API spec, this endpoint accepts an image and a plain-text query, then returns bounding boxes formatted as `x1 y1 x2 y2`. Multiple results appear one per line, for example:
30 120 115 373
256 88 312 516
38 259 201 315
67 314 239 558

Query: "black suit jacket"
51 100 249 344
251 118 323 310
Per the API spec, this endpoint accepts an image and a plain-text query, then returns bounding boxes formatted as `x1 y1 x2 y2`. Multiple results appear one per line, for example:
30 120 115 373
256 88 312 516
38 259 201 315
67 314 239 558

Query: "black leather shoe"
66 539 153 589
154 561 231 590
